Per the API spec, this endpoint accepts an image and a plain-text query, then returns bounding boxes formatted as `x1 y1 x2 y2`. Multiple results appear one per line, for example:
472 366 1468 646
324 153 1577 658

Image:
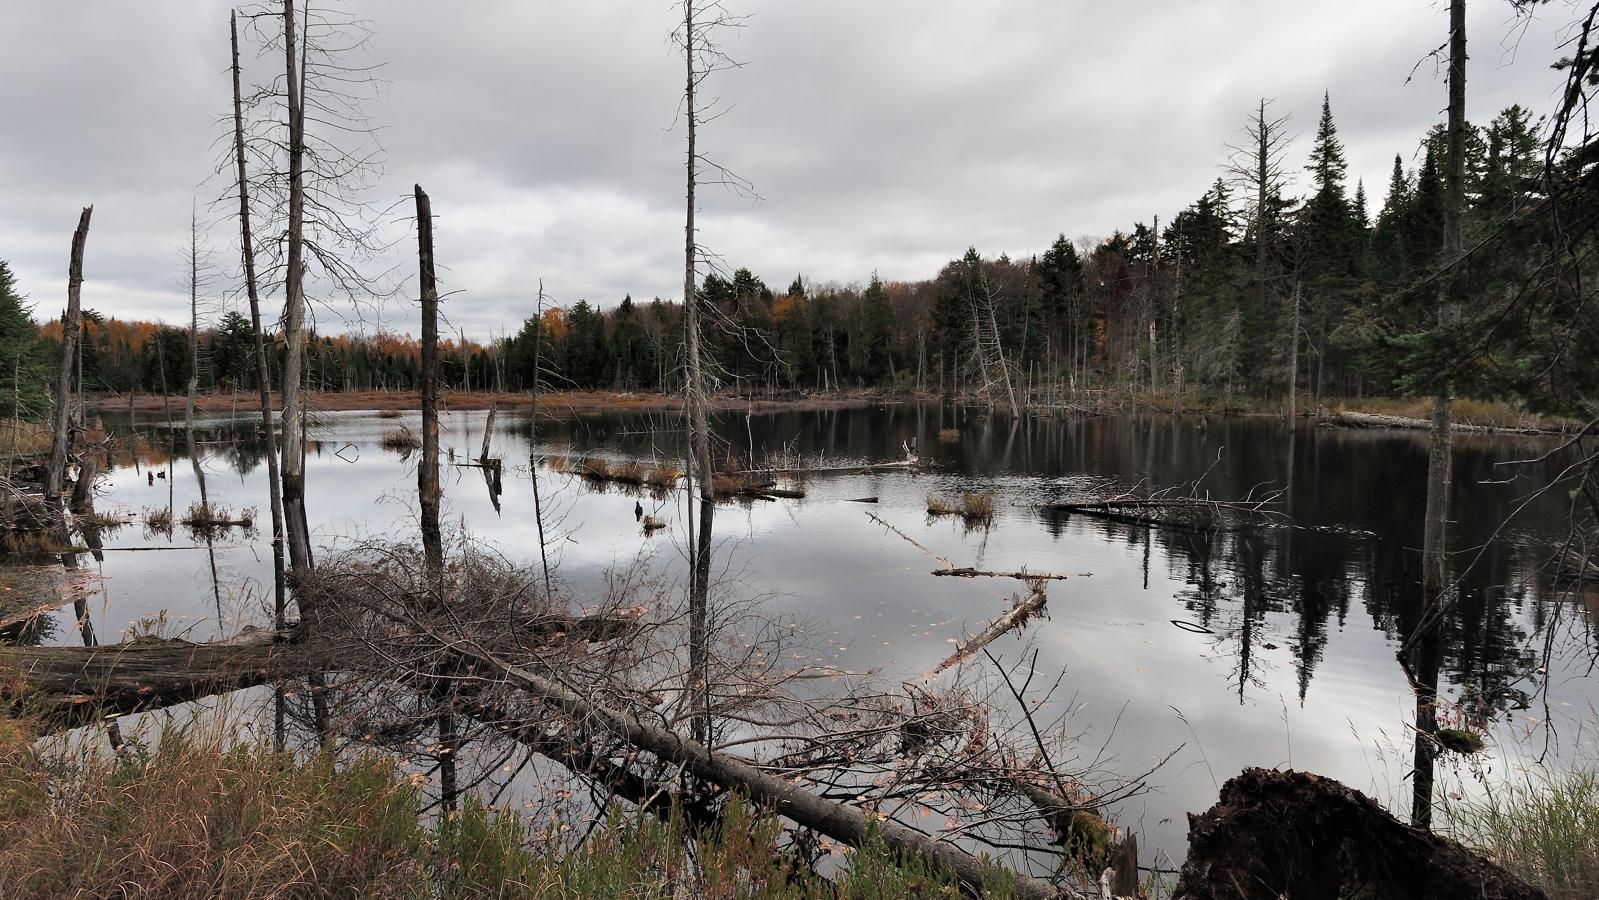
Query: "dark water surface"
55 403 1599 866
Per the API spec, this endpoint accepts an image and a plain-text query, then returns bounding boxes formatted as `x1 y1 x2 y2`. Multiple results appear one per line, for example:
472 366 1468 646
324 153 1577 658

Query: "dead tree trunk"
1413 0 1466 831
279 0 313 574
682 1 713 503
231 9 288 627
46 207 92 513
1286 280 1301 422
415 185 443 574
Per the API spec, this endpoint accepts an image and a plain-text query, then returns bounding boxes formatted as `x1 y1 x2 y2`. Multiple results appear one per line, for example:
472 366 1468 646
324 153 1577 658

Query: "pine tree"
0 260 47 419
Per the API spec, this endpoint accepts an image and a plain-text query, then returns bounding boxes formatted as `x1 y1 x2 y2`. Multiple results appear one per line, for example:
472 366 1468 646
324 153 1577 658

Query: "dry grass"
379 427 422 452
579 457 612 480
0 719 427 899
0 420 53 458
545 454 572 473
611 462 647 485
376 408 404 419
927 491 995 520
642 514 668 532
180 501 256 530
644 464 681 490
143 506 174 532
938 427 960 443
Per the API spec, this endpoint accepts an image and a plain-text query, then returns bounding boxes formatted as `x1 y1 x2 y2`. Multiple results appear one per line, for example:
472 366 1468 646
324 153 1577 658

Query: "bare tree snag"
415 185 442 574
279 0 313 574
46 206 92 513
231 9 288 626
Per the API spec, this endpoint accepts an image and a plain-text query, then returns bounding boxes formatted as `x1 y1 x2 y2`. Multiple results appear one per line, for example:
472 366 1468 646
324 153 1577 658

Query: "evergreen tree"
0 261 48 418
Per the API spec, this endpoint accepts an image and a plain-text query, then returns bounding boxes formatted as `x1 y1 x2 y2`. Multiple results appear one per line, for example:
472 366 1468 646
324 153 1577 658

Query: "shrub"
1444 764 1599 900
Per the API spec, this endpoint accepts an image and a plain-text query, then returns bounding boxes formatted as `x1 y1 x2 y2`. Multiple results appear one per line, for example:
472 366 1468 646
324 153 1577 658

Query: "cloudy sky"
0 2 1579 338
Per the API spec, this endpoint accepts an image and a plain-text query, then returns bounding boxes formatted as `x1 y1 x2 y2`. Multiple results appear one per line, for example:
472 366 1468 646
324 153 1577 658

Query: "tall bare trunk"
1286 280 1301 422
46 207 92 513
279 0 313 573
231 10 287 628
1413 0 1466 832
415 185 442 574
186 206 200 437
682 1 712 502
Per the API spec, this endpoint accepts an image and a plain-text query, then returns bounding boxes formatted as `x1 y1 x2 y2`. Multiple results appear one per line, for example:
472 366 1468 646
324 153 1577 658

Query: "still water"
46 403 1599 866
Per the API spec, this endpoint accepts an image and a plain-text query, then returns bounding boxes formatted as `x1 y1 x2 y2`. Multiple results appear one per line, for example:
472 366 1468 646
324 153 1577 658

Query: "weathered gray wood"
457 639 1073 900
921 587 1049 681
45 207 92 511
415 185 442 573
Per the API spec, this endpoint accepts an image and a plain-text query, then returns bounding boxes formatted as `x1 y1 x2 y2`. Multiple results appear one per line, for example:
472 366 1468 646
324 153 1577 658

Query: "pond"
41 402 1599 867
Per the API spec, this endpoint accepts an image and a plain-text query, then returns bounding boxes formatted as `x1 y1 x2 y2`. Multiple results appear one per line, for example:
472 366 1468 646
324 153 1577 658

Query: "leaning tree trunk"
231 9 288 627
45 207 92 514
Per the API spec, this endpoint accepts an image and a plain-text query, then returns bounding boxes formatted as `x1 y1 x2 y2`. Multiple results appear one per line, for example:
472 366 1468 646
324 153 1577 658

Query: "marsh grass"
377 409 404 419
926 491 995 521
143 506 174 533
380 427 422 453
938 427 960 442
644 464 681 490
579 457 613 480
181 501 256 530
0 717 993 899
1444 764 1599 899
611 462 647 485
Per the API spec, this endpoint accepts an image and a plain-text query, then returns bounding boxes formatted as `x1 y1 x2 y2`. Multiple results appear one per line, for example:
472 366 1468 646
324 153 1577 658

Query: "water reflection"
79 404 1595 859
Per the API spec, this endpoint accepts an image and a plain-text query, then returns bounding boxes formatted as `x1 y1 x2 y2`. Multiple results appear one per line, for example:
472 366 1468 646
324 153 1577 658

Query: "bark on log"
1331 410 1560 436
1175 768 1546 899
456 640 1074 900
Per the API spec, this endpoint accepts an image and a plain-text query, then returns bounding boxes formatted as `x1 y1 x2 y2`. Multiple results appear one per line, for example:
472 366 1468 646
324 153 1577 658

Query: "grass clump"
927 491 995 521
545 454 572 474
380 426 422 452
1444 764 1599 899
143 506 174 533
611 462 647 485
1436 728 1487 755
377 408 404 419
938 427 960 442
579 457 612 480
642 514 667 532
181 501 256 530
644 464 681 490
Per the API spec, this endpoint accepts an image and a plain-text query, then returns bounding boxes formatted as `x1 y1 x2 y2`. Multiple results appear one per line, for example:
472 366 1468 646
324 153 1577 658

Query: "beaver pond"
30 402 1598 868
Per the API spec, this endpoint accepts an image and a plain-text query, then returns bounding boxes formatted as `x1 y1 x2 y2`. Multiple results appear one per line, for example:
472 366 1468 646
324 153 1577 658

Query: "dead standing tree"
239 0 391 587
1224 98 1296 420
229 9 288 627
45 207 92 519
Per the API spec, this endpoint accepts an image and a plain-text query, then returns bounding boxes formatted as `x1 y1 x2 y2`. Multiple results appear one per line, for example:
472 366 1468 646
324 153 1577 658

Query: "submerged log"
921 586 1048 680
1175 768 1545 900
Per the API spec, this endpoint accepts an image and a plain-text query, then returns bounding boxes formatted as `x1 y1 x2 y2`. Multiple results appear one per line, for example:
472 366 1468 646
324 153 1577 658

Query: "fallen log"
933 567 1072 581
0 626 304 726
1330 410 1562 436
1175 768 1546 899
921 587 1049 681
0 611 638 727
450 639 1077 900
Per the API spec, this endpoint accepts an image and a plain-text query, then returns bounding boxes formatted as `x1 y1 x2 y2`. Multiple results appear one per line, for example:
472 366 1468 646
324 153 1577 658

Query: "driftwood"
934 567 1073 581
921 586 1048 681
1331 410 1565 436
445 638 1075 900
1175 768 1546 900
729 459 923 477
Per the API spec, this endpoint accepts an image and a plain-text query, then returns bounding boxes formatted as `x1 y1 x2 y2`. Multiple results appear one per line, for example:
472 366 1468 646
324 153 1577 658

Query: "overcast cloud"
0 2 1579 338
